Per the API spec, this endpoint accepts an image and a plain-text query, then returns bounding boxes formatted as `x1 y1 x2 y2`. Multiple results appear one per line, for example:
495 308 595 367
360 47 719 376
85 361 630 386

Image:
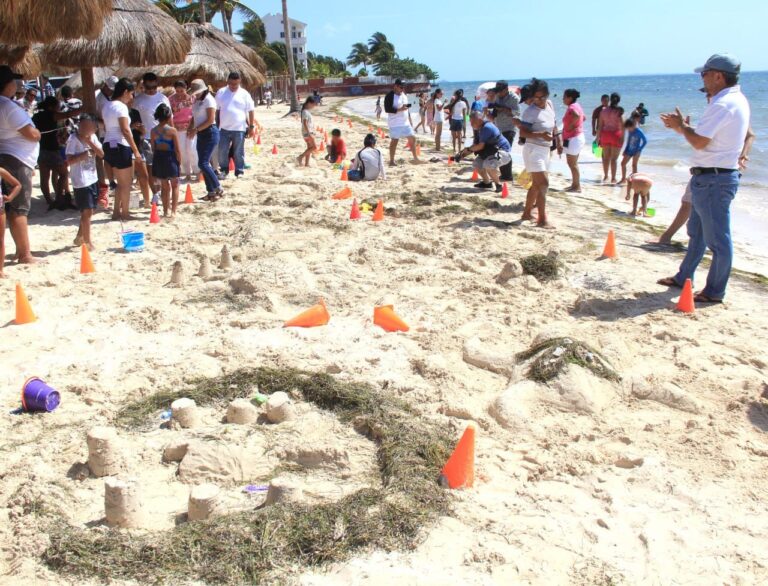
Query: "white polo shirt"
388 92 409 128
133 92 171 134
215 87 255 132
691 85 750 169
0 95 40 168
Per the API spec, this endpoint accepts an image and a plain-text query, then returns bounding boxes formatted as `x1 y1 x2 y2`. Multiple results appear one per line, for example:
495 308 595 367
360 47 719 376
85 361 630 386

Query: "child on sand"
66 114 103 250
0 166 22 278
625 172 653 216
298 97 317 167
150 104 181 218
349 134 386 182
325 129 347 164
619 118 647 184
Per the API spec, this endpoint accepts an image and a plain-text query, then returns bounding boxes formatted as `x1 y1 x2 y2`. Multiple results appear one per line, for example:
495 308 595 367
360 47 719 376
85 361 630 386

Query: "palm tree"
238 20 287 74
282 0 300 113
346 42 371 70
367 32 396 65
157 1 255 33
215 1 259 36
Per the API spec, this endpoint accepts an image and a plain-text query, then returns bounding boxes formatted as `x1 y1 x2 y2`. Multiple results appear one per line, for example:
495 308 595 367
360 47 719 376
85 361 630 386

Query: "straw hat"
189 79 210 96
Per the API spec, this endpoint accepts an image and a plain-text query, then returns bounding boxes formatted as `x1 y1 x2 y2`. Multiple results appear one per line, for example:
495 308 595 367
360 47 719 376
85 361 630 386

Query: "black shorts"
103 143 133 170
74 183 99 210
449 119 463 133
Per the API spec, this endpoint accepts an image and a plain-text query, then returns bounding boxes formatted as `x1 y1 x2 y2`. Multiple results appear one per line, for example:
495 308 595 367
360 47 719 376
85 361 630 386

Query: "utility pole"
281 0 300 112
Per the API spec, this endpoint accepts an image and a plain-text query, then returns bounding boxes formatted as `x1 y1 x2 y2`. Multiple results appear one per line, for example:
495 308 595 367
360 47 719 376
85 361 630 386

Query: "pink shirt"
169 92 194 129
599 107 622 133
562 103 585 140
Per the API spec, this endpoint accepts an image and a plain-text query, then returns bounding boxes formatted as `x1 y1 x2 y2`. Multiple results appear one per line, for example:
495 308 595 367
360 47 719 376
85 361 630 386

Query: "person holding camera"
455 111 511 194
383 79 420 166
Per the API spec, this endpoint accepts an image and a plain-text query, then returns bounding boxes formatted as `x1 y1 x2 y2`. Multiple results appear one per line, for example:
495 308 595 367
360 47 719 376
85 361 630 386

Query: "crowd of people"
0 65 259 276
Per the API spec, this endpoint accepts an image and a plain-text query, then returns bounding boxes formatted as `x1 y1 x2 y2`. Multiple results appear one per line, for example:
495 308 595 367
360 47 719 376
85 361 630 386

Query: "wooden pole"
81 67 96 115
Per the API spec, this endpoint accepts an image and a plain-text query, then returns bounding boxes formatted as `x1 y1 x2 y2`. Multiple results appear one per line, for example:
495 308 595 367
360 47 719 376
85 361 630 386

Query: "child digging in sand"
619 118 647 184
324 129 347 164
0 166 22 278
66 114 103 251
151 104 181 218
626 172 653 216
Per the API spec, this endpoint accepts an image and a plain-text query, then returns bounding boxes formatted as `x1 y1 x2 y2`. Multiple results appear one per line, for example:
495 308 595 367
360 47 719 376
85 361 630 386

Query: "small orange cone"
372 199 384 222
272 144 278 155
80 244 95 274
332 186 352 200
440 425 475 489
228 158 235 173
149 203 161 224
340 168 348 181
471 169 479 181
283 299 330 328
256 134 262 145
349 198 361 220
373 305 409 332
198 173 203 183
184 184 194 204
676 278 695 313
15 283 37 325
416 144 422 156
501 183 509 198
448 157 454 166
602 230 617 259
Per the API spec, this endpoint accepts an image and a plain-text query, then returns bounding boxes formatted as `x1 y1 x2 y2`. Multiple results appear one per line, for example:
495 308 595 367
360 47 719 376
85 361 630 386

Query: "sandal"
693 292 723 304
657 277 682 288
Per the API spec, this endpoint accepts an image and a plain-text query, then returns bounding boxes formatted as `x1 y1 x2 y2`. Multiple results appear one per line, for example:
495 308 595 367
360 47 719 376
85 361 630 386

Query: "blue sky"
229 0 768 81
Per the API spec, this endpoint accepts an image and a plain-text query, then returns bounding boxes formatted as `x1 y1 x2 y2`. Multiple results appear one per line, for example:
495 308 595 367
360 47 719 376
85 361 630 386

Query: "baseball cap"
394 79 403 86
105 75 119 90
494 80 509 92
0 65 23 87
694 54 741 74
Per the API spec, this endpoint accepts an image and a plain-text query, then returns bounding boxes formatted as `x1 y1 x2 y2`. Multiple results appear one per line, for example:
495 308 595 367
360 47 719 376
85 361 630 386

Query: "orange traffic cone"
416 144 422 156
332 186 352 200
372 199 384 222
197 173 203 183
448 157 454 166
676 278 695 313
256 134 262 145
184 184 194 204
440 425 475 489
272 144 278 155
14 283 37 325
373 305 409 332
283 299 330 328
149 203 161 224
340 168 348 181
349 198 361 220
602 230 617 259
501 182 509 199
471 169 479 181
228 158 235 173
80 244 95 274
336 155 343 165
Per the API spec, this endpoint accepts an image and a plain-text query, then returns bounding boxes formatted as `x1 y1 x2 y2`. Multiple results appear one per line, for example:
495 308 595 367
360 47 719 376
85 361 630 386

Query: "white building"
262 13 308 71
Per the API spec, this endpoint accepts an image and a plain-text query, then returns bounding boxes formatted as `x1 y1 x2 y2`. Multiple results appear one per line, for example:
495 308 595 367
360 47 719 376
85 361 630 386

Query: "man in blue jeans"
215 71 255 179
658 54 750 303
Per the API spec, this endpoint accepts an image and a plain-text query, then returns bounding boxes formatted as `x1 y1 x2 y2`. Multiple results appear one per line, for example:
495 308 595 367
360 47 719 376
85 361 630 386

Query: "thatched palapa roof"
41 0 190 69
0 44 70 78
119 24 266 89
0 0 112 45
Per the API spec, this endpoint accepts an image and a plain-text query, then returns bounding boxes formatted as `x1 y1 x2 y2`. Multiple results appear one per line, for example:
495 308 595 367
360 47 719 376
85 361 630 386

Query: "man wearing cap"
383 79 420 166
658 54 750 303
215 71 255 179
0 66 42 265
489 81 520 181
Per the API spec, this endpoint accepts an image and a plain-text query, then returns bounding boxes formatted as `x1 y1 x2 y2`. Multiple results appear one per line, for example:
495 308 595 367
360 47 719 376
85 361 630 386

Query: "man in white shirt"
215 71 255 179
383 79 420 166
132 72 171 189
658 54 750 303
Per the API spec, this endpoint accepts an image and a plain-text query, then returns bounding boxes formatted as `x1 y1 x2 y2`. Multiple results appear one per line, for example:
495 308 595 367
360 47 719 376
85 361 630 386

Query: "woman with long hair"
413 92 428 133
151 103 181 218
298 96 317 167
187 79 222 201
562 88 586 192
446 89 468 153
431 89 445 151
102 78 142 221
596 92 625 183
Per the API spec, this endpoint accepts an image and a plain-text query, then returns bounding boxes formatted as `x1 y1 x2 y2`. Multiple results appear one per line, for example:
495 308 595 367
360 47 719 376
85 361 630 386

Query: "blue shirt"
471 100 485 112
625 128 647 155
478 122 511 151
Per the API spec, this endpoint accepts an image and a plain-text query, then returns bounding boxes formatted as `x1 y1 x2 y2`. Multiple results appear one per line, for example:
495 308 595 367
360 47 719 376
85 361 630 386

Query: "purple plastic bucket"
21 377 60 413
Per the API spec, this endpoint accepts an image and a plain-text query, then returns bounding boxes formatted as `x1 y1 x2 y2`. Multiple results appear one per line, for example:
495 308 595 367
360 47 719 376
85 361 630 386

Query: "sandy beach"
2 97 768 585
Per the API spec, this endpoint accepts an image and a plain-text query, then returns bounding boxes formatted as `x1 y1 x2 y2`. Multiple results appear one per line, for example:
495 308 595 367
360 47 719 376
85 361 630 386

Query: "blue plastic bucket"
121 231 145 252
21 377 60 412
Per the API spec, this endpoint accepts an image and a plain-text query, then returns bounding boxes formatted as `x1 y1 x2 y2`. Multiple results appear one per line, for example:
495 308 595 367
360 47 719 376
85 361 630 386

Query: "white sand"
1 98 768 585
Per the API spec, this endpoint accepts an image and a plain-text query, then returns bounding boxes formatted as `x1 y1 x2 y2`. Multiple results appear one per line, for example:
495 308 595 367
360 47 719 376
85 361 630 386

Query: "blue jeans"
196 126 221 193
218 129 245 176
674 171 739 299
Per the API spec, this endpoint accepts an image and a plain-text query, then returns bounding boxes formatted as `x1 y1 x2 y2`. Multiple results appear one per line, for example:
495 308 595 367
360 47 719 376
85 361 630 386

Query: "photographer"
456 111 511 194
383 79 420 166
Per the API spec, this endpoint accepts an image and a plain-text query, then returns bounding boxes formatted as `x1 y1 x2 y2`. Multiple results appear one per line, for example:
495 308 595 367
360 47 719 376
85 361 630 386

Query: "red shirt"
331 137 347 158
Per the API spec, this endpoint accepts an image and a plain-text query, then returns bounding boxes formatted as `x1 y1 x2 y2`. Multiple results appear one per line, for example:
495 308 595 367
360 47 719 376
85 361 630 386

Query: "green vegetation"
520 254 560 282
516 338 621 383
346 32 438 80
44 368 454 585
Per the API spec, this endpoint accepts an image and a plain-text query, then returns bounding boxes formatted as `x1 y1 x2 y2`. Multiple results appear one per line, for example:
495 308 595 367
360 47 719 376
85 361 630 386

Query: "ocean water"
345 72 768 274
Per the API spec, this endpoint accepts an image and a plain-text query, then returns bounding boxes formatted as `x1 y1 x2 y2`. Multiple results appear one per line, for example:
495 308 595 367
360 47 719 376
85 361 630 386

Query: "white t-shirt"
691 85 750 169
521 102 556 147
133 92 171 133
0 95 40 169
102 99 130 147
353 147 386 181
215 87 255 132
193 93 217 128
65 133 101 189
264 91 272 101
451 100 468 121
433 99 444 123
388 92 410 128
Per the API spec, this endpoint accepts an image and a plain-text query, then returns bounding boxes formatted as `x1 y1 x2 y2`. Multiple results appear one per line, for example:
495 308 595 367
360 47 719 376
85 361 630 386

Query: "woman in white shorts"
515 78 559 228
561 88 586 192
